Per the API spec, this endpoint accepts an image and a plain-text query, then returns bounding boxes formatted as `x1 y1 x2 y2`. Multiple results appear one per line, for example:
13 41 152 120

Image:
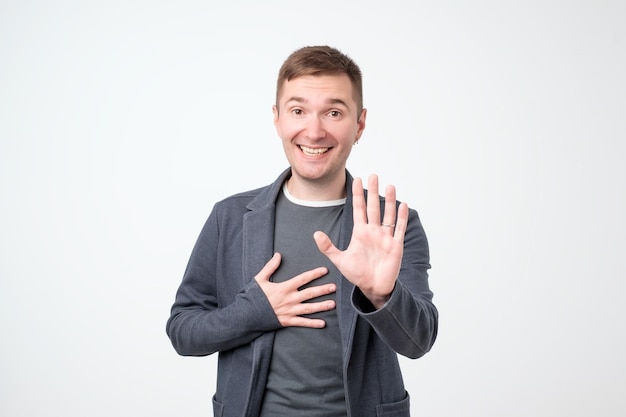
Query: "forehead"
278 74 357 107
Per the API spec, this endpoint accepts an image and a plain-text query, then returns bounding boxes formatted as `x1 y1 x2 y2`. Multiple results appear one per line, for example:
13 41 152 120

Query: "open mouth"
299 145 330 155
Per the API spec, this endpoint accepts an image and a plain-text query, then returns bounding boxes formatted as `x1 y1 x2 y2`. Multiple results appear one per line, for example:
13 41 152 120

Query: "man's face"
273 74 366 195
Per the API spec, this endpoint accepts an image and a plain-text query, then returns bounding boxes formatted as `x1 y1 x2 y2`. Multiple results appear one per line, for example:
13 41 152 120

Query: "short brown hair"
275 45 363 113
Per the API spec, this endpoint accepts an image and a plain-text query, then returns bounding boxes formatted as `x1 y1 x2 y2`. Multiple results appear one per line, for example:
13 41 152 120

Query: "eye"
328 110 342 118
291 108 303 116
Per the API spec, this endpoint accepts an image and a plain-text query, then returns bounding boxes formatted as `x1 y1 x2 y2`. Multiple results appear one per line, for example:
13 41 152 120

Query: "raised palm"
314 175 409 309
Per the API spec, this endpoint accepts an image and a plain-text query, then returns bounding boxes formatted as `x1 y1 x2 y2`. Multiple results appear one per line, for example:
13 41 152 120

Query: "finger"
367 174 381 225
254 252 281 283
313 231 340 259
290 265 328 291
299 299 336 316
283 300 336 328
314 231 343 270
351 177 367 225
298 282 337 303
283 316 327 329
382 184 397 231
393 202 410 242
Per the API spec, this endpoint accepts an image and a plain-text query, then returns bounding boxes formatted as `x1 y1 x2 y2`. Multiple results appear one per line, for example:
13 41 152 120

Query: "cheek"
276 119 300 139
335 124 360 142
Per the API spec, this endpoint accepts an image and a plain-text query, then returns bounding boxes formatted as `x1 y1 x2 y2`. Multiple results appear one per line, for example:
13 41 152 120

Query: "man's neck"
285 173 346 202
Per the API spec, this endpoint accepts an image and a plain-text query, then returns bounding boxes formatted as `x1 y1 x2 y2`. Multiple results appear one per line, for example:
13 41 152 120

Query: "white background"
1 1 625 416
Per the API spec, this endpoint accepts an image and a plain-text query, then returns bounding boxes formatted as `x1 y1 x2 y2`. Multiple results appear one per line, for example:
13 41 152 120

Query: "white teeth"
300 145 329 155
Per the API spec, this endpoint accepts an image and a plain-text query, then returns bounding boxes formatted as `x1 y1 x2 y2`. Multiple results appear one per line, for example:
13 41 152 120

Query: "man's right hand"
254 252 336 328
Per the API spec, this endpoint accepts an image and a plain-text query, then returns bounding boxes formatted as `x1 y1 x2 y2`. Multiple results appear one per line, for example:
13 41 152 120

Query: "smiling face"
274 74 367 200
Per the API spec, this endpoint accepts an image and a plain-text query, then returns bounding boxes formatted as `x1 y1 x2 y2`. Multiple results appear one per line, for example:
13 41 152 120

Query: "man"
166 45 438 417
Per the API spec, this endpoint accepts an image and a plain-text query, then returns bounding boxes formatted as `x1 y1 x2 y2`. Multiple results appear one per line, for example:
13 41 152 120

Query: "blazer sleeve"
166 205 282 356
351 207 438 359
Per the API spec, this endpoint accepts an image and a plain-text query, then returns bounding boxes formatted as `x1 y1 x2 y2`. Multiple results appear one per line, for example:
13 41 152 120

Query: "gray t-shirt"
259 186 347 417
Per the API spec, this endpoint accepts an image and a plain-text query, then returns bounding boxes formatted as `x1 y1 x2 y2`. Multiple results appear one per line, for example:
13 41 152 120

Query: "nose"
304 115 326 140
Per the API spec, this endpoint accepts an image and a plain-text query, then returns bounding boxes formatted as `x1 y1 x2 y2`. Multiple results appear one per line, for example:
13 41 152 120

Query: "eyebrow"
284 96 350 108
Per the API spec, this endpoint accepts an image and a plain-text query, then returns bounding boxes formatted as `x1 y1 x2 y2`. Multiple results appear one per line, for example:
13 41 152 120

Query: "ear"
272 105 280 135
354 108 367 143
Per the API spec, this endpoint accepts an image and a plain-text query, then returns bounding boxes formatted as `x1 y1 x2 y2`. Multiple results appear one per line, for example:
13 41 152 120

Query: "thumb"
255 252 281 283
314 231 340 260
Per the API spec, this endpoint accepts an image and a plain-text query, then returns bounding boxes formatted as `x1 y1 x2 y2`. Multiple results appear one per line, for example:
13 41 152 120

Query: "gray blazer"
166 168 438 417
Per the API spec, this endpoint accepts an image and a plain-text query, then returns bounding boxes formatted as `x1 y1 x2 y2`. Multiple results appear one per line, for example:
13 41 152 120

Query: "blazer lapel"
338 173 359 361
242 205 275 284
241 168 291 284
